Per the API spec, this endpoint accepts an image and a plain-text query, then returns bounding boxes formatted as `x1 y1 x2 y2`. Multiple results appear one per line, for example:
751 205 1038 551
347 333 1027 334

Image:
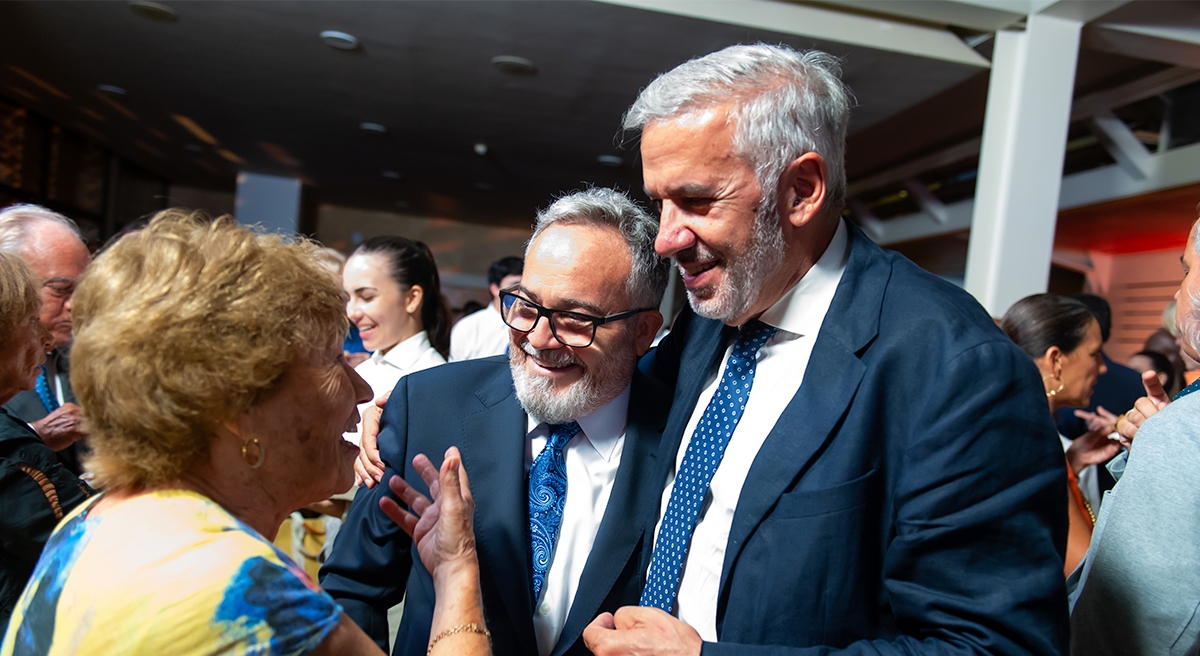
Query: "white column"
235 172 302 234
963 13 1082 317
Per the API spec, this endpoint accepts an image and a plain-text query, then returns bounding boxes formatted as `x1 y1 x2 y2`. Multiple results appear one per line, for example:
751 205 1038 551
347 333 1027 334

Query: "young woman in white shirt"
342 236 450 444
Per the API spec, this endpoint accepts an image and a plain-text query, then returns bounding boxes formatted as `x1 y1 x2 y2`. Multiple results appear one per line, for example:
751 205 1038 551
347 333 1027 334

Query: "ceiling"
1 0 1191 234
0 0 990 225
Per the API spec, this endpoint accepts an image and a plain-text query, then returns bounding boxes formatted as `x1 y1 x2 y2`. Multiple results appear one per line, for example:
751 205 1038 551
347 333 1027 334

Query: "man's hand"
1116 371 1171 447
354 392 391 488
583 607 703 656
31 402 87 451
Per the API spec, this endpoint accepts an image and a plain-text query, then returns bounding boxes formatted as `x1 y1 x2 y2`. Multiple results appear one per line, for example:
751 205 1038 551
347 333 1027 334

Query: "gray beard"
686 198 787 323
509 335 635 425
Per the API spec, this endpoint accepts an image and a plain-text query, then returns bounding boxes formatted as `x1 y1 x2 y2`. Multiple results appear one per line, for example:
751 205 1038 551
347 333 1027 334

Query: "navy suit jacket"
320 356 671 656
640 220 1070 655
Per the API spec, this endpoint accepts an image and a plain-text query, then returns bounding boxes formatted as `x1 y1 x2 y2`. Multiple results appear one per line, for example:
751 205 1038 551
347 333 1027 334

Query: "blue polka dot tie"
528 421 582 603
35 365 59 413
641 320 776 612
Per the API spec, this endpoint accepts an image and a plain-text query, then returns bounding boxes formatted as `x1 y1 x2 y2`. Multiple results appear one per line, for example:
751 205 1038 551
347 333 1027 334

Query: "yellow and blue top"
1 489 342 655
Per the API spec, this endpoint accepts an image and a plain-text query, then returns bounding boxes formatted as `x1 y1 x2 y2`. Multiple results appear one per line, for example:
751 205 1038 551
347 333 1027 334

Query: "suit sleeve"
319 376 415 651
704 340 1070 656
0 436 92 565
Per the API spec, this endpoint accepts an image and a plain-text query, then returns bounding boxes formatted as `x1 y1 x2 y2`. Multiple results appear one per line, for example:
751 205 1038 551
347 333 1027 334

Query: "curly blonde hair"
0 250 42 342
70 210 348 490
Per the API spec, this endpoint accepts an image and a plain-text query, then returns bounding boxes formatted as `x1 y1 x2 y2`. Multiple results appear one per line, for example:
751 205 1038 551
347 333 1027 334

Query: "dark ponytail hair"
1001 293 1095 359
353 236 451 358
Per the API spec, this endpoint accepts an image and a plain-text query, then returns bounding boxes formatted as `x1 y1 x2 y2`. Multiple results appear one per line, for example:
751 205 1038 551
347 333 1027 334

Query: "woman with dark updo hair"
1001 293 1124 575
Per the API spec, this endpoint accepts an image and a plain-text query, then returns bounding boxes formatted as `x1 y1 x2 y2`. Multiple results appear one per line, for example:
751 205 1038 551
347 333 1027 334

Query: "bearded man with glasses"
321 187 672 656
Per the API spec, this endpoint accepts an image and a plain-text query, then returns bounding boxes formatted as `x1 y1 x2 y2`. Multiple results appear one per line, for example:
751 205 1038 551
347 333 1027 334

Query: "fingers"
583 613 617 653
1096 406 1118 421
379 494 419 537
356 447 384 487
1142 370 1170 407
375 390 392 409
388 472 432 516
412 454 442 499
1133 396 1161 422
448 447 475 507
1117 409 1142 445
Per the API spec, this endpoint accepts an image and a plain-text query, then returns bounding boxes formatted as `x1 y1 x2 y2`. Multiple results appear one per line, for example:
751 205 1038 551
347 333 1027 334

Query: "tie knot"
546 421 582 451
734 320 776 357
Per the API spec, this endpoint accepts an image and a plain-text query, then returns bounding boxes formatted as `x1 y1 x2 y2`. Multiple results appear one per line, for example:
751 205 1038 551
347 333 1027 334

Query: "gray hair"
0 204 82 254
530 188 669 309
623 44 852 218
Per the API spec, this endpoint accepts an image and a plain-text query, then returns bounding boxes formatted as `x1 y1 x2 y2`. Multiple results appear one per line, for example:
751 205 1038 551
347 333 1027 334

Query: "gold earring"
1042 374 1064 398
241 439 265 469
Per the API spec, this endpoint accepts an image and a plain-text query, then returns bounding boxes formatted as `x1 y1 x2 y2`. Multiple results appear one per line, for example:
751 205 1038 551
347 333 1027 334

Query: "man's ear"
779 152 828 229
634 311 665 356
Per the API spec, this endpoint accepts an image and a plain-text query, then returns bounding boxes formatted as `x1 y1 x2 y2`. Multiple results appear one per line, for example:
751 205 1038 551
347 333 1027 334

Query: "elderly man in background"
1069 214 1200 655
583 44 1068 656
0 204 90 475
450 255 523 361
324 188 671 656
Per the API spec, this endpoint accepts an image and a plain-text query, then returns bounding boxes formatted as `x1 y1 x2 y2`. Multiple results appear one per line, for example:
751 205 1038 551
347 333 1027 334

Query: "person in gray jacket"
1070 213 1200 654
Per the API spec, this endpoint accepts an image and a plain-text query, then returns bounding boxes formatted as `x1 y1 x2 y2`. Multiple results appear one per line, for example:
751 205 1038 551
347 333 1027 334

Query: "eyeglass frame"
498 286 656 348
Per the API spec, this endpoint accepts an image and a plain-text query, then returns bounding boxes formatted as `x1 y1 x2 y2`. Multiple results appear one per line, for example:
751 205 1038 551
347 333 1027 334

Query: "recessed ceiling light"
473 143 488 156
360 122 387 135
491 55 537 76
129 1 179 22
597 155 623 168
382 170 401 180
321 30 360 51
97 84 127 97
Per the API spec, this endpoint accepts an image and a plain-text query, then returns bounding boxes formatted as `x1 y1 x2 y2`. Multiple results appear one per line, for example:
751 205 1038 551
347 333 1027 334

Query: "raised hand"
379 447 476 577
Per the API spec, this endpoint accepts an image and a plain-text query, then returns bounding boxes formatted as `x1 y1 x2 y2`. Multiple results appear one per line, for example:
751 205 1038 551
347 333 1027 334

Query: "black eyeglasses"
499 287 655 348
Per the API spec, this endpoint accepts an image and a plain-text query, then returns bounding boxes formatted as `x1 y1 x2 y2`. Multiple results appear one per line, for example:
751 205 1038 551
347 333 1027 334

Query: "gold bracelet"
427 623 491 656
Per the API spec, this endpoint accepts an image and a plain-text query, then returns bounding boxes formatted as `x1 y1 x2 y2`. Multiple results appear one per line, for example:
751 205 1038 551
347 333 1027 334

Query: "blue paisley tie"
35 365 59 413
641 320 776 612
528 421 582 603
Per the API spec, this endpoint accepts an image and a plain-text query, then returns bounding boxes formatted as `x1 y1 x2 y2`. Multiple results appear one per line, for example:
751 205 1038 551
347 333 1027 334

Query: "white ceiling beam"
592 0 992 67
811 0 1026 32
846 66 1200 198
1085 22 1200 69
870 139 1200 245
1088 110 1154 179
903 177 950 223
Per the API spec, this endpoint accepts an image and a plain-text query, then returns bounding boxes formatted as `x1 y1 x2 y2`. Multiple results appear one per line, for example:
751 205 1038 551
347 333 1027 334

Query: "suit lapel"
711 220 890 626
458 370 539 656
553 372 670 656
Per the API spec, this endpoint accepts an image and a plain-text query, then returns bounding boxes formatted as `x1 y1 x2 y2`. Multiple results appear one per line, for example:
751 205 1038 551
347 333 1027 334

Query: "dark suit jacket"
640 220 1070 655
320 356 671 656
3 347 85 475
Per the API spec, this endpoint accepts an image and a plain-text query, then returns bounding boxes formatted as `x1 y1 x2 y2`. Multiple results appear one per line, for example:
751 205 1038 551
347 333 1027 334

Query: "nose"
1098 359 1108 376
654 202 697 259
348 363 373 405
63 294 73 314
346 298 363 322
526 315 562 351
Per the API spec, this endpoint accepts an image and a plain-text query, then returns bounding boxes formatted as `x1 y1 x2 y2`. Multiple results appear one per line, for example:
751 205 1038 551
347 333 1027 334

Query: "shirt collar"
525 385 631 462
757 218 849 339
372 331 433 371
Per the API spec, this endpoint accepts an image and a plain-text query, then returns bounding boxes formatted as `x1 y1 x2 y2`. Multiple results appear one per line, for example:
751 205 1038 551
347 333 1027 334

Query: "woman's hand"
1116 371 1171 448
379 447 477 578
1065 427 1123 476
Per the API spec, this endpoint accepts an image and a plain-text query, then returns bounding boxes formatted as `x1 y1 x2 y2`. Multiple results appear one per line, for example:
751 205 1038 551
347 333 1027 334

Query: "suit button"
540 603 550 615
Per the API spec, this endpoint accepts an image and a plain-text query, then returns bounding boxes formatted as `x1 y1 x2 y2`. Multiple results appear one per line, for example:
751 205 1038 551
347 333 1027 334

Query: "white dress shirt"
343 331 445 445
651 220 849 641
450 303 511 362
527 386 631 656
